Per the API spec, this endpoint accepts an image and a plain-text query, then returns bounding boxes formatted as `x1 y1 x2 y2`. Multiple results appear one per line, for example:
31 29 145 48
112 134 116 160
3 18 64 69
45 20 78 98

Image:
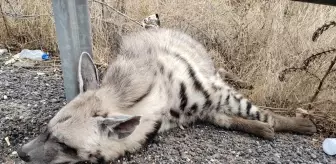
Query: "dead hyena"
18 15 316 164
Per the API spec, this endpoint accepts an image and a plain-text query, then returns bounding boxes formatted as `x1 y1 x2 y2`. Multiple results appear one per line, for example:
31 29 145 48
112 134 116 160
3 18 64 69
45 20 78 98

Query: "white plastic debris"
0 49 8 56
5 136 10 146
36 72 46 76
4 54 20 65
3 95 8 100
323 138 336 156
11 151 17 155
18 49 49 61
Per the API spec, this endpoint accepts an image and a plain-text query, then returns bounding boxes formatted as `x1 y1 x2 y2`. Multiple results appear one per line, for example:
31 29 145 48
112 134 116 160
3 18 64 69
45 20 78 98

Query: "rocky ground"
0 53 335 164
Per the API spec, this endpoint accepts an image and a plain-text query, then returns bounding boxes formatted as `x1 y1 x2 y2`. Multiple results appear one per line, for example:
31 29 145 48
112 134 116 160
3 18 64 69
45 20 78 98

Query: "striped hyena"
18 15 316 164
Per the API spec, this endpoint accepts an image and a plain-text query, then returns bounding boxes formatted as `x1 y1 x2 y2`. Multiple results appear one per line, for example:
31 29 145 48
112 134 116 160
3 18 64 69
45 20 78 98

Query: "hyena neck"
101 58 169 109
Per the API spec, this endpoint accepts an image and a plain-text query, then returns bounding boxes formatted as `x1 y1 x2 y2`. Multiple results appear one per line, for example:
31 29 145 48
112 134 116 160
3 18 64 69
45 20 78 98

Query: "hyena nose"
18 148 31 162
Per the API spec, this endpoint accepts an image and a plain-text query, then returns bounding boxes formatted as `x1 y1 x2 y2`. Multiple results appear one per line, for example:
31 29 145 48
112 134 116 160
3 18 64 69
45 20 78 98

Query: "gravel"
1 55 336 164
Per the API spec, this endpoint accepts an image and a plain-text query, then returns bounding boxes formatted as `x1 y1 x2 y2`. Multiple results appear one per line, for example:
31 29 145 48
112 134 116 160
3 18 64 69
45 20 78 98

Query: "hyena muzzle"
18 15 317 164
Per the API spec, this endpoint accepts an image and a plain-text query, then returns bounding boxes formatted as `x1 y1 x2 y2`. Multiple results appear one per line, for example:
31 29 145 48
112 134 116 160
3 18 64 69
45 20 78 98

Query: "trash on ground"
0 49 8 56
4 137 10 146
18 49 49 61
323 138 336 156
36 72 46 76
4 54 20 65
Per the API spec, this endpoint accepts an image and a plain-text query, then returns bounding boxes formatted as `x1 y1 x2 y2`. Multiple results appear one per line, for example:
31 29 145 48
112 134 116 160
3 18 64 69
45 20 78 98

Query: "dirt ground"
1 54 335 164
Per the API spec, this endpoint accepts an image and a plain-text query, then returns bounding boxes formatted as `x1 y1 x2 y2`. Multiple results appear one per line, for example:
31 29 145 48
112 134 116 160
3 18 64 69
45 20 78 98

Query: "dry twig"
90 0 142 26
0 2 11 37
279 48 336 82
312 21 336 42
310 54 336 103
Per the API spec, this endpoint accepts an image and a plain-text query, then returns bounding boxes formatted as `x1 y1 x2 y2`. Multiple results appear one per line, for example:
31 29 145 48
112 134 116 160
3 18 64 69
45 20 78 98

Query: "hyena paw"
253 122 275 140
294 118 317 135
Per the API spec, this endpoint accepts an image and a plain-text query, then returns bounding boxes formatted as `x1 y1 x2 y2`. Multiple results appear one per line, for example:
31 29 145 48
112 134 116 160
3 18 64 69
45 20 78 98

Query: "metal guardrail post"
51 0 93 101
292 0 336 6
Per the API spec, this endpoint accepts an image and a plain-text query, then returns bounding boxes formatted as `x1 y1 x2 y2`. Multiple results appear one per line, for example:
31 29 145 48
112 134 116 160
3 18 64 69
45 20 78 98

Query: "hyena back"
18 27 316 164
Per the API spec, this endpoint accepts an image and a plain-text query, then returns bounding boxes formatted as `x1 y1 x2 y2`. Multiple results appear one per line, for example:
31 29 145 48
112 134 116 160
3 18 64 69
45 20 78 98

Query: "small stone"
51 98 59 103
4 81 9 87
296 150 302 156
36 72 45 76
5 136 10 146
311 153 317 159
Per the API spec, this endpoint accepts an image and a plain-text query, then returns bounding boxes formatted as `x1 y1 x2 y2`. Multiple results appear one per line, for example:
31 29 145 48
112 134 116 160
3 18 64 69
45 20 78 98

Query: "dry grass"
1 0 336 138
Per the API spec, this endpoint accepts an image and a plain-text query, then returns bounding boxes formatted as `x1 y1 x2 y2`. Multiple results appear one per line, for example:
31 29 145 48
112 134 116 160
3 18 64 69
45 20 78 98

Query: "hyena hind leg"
208 113 275 140
271 111 317 135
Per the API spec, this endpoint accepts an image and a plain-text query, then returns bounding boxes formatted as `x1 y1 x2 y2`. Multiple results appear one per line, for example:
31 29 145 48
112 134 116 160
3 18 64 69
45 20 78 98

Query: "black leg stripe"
225 94 231 112
170 109 180 118
179 83 188 111
215 95 222 112
190 103 198 113
246 101 252 116
145 120 162 145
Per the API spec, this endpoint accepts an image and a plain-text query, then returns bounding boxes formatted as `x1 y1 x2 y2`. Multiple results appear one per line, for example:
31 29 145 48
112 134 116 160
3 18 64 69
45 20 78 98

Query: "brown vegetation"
1 0 335 138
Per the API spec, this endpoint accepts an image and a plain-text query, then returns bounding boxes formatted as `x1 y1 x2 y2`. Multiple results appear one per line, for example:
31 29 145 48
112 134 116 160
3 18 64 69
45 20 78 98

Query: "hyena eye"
57 142 78 156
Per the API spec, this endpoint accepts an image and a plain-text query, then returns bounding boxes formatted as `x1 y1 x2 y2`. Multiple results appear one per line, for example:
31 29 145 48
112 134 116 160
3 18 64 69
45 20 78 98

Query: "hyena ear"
78 52 100 93
98 115 141 139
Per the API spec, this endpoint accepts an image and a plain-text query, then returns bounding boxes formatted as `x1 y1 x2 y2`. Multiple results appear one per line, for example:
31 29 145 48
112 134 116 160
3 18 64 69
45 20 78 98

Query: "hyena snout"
18 147 31 162
17 131 58 164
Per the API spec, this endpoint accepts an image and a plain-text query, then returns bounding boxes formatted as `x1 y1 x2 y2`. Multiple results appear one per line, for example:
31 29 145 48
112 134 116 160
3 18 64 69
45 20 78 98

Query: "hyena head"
18 52 141 164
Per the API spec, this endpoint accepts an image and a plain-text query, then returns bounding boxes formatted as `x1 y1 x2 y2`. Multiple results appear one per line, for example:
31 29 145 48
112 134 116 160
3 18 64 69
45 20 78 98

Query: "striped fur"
18 28 317 164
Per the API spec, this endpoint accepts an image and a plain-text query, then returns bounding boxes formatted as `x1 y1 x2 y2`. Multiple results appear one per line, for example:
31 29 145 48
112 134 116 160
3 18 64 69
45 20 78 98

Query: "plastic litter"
18 49 49 61
4 54 20 65
0 49 8 56
322 138 336 156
